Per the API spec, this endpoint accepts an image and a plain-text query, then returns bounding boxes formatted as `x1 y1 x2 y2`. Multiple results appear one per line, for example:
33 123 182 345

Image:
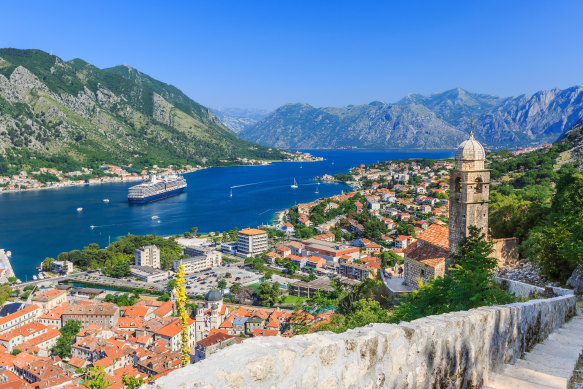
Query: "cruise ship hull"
128 187 185 204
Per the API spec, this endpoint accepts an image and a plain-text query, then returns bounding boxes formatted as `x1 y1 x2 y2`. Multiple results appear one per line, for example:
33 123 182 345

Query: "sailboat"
291 178 298 189
229 187 233 197
315 183 320 194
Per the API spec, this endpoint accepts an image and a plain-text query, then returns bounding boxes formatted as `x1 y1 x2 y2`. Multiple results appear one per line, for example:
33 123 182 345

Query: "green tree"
396 222 415 237
82 366 111 389
258 282 280 307
41 257 54 272
0 284 11 305
166 279 177 291
286 263 298 275
218 279 227 290
52 320 81 358
307 268 317 281
229 282 241 295
157 292 171 302
122 375 144 389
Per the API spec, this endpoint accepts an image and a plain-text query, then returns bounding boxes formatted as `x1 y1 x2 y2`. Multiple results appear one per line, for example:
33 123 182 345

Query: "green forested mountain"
0 48 284 172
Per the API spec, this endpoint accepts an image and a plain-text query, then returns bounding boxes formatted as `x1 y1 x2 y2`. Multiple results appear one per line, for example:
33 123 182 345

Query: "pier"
0 249 15 281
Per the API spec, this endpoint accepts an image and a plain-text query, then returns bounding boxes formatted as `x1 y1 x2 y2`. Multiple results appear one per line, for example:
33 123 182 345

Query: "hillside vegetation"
488 135 583 282
0 49 284 173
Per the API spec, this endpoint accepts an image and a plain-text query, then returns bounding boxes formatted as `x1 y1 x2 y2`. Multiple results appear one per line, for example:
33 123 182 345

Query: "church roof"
455 132 485 161
415 223 449 250
404 240 448 268
205 289 223 302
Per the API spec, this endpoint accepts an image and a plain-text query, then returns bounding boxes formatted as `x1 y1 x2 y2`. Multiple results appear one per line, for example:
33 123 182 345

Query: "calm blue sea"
0 149 454 278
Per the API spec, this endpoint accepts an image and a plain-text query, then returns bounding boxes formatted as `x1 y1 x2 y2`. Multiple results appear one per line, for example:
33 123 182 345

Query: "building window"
475 177 483 193
455 177 462 193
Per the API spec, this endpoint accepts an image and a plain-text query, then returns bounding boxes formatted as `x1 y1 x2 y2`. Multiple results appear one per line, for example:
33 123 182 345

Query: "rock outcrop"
567 264 583 294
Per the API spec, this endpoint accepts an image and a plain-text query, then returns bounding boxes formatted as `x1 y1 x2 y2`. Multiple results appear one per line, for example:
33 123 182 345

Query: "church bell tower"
448 129 490 255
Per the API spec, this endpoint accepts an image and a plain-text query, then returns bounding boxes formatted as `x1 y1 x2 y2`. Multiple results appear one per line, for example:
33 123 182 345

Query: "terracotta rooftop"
152 301 173 318
252 329 278 337
0 305 39 327
404 240 448 268
238 228 267 236
416 223 449 250
63 302 118 316
197 332 234 348
31 289 66 302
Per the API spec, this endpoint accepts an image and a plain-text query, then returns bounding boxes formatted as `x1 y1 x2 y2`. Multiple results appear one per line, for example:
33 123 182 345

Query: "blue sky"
1 1 582 109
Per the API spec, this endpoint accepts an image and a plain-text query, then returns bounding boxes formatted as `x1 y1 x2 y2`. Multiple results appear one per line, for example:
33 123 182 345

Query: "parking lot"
183 264 263 296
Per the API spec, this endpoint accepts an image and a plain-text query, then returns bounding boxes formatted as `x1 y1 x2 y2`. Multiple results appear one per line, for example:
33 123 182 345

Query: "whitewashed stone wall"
152 295 576 389
496 277 574 298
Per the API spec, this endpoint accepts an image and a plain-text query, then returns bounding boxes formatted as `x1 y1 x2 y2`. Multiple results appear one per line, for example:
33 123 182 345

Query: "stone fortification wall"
152 295 576 389
492 237 519 267
496 276 574 298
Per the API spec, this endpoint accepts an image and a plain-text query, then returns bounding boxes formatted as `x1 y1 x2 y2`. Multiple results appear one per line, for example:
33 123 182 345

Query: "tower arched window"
455 177 462 193
475 177 483 193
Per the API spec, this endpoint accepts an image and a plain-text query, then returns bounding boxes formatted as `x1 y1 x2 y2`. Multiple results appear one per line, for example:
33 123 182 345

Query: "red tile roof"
32 289 66 302
197 332 234 347
252 329 278 337
404 240 448 268
416 223 449 250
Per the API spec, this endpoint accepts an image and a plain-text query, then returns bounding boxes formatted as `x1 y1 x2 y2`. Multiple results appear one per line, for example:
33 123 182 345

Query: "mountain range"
239 87 583 149
0 48 283 171
210 107 269 133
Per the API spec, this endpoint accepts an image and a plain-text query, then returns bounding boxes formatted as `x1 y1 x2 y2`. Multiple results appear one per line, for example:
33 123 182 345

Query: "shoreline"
0 158 323 195
0 249 15 280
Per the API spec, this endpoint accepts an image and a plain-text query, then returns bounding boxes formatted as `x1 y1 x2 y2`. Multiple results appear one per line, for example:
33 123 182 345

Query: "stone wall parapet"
152 295 576 389
495 276 574 298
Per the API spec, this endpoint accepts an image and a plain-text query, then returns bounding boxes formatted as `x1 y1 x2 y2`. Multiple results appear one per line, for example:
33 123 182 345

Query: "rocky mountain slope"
210 107 269 133
0 48 283 170
559 116 583 169
240 87 583 149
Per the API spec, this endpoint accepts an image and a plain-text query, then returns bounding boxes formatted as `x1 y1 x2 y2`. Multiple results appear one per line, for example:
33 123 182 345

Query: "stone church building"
403 132 518 288
192 290 230 341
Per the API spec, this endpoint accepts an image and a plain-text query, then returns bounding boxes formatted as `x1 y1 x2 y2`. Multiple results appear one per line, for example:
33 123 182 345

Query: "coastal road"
12 271 166 293
13 271 93 289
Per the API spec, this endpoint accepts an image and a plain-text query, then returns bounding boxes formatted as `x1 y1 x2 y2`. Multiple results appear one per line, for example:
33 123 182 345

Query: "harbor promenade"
0 249 15 280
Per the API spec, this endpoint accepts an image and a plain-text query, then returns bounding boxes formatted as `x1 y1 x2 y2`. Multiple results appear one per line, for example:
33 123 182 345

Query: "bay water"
0 149 454 278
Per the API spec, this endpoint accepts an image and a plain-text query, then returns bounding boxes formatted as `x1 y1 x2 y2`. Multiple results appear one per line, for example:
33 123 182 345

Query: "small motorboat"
152 216 159 220
90 225 95 229
77 207 83 212
103 199 110 203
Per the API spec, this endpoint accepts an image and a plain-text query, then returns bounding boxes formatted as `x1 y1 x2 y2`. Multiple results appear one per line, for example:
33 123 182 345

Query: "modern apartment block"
183 246 221 266
135 245 161 268
236 229 268 257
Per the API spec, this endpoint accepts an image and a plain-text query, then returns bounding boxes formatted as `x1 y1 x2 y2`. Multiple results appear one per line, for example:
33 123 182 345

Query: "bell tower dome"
448 130 490 255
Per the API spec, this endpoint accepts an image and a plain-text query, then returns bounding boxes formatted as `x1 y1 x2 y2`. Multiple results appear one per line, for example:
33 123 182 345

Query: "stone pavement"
485 309 583 389
380 270 413 294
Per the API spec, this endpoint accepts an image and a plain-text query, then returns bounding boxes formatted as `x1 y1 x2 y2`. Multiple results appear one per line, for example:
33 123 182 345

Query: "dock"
0 249 15 281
